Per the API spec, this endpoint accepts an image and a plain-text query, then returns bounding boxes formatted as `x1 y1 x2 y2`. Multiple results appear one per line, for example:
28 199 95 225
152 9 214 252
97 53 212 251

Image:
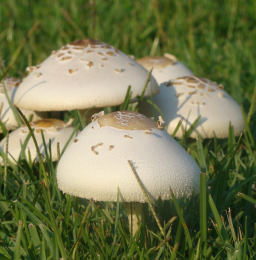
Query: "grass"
0 0 256 258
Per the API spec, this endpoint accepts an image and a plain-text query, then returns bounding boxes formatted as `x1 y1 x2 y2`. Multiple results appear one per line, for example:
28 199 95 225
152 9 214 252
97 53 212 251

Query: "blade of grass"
112 189 121 249
28 223 41 250
2 81 22 126
184 116 201 139
120 86 132 111
246 85 256 124
16 108 68 259
200 172 207 258
197 137 207 257
208 194 228 241
169 187 192 251
40 238 46 260
0 21 40 79
70 200 92 259
170 220 182 260
3 133 9 197
144 98 164 118
237 192 256 204
128 160 172 253
14 220 23 260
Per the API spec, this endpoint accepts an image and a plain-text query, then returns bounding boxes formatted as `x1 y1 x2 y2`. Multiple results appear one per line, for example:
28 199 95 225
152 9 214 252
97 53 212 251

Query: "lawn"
0 0 256 259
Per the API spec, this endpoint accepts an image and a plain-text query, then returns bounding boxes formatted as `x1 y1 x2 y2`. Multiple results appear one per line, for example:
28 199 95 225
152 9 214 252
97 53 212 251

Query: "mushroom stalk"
124 202 143 236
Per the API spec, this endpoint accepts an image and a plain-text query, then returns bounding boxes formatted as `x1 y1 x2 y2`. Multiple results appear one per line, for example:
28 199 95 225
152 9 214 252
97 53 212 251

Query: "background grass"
0 0 255 259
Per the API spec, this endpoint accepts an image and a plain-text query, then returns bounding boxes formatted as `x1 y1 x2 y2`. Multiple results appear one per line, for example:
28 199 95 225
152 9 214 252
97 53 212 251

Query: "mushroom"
0 78 42 132
0 118 76 164
56 111 200 234
14 39 159 113
137 53 193 84
142 76 244 139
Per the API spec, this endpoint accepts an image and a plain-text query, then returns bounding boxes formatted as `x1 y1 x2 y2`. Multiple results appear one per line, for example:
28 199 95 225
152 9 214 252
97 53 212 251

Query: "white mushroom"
57 111 200 234
0 118 76 164
142 76 244 139
14 39 159 112
0 78 42 132
137 53 193 84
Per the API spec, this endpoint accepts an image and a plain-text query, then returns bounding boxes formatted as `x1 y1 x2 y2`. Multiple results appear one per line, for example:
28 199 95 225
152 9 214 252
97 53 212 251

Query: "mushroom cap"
14 39 159 111
0 78 41 131
57 111 200 202
0 118 76 163
144 76 244 139
137 54 193 84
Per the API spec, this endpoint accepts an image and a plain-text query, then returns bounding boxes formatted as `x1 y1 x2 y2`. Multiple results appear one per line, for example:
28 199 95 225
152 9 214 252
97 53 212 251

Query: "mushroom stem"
124 202 143 236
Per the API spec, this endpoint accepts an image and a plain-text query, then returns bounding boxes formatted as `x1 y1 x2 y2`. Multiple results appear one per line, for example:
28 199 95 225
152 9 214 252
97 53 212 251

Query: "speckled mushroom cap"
57 111 200 202
137 53 193 84
147 76 244 139
0 119 76 163
0 78 42 131
14 39 159 111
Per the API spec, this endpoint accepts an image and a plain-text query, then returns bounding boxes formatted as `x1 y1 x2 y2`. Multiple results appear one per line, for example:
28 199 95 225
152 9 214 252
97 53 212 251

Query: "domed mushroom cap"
0 118 76 163
57 111 200 202
150 76 244 139
14 39 159 111
0 78 42 131
137 53 193 84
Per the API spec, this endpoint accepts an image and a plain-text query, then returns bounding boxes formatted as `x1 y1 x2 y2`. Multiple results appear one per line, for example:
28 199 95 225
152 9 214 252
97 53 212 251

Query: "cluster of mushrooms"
0 38 244 235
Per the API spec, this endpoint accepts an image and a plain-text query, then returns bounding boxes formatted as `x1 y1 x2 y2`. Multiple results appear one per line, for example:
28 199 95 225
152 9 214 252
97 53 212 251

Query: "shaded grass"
0 0 255 258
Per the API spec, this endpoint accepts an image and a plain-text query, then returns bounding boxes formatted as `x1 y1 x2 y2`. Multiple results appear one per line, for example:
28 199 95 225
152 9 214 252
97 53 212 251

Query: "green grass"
0 0 256 258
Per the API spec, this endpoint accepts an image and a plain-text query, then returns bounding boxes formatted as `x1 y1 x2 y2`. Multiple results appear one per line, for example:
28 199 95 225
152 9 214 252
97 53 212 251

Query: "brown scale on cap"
172 76 223 96
31 119 66 129
109 145 114 150
91 142 103 155
98 111 157 130
26 66 36 73
0 78 21 93
87 61 94 68
137 56 176 70
61 46 69 51
124 134 133 139
114 68 125 73
144 130 153 134
198 84 205 89
200 78 210 84
106 51 115 56
70 39 102 48
60 56 72 61
185 77 198 84
68 68 78 74
57 53 65 57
